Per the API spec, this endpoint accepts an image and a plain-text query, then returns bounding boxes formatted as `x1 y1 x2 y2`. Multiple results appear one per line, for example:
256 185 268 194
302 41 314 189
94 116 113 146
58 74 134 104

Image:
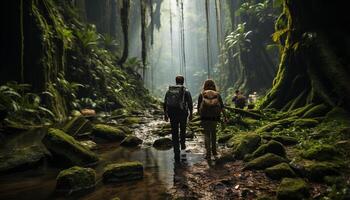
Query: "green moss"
293 118 319 127
103 162 143 183
325 107 350 124
218 134 233 144
256 117 297 133
271 135 298 146
232 133 261 159
62 116 92 136
244 153 287 170
122 117 142 125
265 163 296 180
277 178 309 200
304 161 341 181
43 128 98 166
302 104 329 118
92 124 126 141
251 140 286 158
301 144 340 161
56 166 96 193
120 136 143 147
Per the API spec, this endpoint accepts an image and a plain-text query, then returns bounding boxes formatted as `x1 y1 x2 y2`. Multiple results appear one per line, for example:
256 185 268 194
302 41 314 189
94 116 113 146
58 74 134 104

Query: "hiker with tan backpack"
197 79 225 160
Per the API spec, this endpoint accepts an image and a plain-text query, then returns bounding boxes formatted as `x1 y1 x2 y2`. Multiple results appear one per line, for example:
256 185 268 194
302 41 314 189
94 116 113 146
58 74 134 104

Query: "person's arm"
186 91 193 120
164 91 169 121
197 94 203 113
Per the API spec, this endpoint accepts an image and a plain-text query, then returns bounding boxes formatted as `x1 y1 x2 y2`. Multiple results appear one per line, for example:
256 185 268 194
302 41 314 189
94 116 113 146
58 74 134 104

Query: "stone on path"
103 162 144 183
56 166 96 194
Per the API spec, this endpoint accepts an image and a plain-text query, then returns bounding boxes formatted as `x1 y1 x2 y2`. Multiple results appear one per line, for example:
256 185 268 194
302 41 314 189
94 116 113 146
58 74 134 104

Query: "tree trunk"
118 0 130 65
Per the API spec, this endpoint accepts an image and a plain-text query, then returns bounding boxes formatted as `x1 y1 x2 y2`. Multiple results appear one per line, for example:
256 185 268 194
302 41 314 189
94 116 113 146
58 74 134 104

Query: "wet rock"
233 133 261 159
304 161 340 181
301 144 340 161
244 153 287 170
122 117 142 125
251 140 286 158
79 140 97 150
153 138 173 150
117 126 133 134
0 145 49 173
265 163 297 180
218 134 233 144
92 124 126 141
120 136 143 147
215 150 235 165
43 128 98 166
103 162 143 183
63 116 92 137
277 178 309 200
81 109 96 116
56 166 96 194
293 119 319 128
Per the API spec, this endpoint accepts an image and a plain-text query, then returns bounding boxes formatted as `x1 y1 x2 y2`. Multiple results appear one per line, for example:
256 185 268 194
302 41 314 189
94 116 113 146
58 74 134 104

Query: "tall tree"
140 0 147 79
118 0 130 65
205 0 211 78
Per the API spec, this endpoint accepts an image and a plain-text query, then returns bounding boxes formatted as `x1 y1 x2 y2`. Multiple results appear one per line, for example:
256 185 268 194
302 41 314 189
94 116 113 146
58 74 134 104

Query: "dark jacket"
197 91 224 121
164 86 193 118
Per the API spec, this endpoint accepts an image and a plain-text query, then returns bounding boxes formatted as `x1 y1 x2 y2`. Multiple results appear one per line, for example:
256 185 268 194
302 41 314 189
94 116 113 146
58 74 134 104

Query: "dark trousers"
170 116 187 162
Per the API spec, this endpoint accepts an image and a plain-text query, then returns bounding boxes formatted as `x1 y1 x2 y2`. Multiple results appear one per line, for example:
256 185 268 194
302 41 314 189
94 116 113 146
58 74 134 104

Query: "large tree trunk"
118 0 130 65
261 0 350 113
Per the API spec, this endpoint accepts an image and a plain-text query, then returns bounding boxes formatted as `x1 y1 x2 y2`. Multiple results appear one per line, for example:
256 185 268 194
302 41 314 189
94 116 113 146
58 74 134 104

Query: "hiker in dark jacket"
164 75 193 162
232 89 246 109
197 79 225 160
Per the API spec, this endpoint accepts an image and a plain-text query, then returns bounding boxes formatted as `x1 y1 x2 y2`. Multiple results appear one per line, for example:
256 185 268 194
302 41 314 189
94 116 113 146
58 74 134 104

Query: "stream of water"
0 117 207 200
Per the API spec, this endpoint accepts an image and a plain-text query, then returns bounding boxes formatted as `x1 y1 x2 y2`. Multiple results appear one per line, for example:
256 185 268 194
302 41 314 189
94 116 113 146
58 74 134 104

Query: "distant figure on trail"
164 75 193 163
247 91 258 109
232 90 247 109
197 79 225 160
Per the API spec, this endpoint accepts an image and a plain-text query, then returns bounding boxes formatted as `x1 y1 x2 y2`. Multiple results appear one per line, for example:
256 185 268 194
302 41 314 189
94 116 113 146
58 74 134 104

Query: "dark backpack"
166 85 186 110
199 90 222 118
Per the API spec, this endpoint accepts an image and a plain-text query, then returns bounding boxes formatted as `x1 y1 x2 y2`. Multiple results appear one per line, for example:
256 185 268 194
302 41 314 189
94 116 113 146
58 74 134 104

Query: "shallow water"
0 118 207 200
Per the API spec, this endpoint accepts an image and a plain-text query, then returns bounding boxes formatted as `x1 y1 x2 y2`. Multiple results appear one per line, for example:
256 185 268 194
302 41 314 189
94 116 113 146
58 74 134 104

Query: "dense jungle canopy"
0 0 349 200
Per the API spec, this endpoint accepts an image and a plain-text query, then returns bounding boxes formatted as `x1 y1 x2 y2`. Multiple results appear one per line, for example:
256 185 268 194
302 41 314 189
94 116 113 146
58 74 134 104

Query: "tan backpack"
199 90 222 118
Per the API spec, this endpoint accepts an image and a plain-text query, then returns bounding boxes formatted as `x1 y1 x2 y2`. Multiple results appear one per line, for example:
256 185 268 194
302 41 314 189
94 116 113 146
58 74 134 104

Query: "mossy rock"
302 104 329 118
217 134 233 144
120 136 143 147
43 128 99 166
56 166 96 194
265 163 297 180
304 161 341 182
233 133 261 159
251 140 286 158
301 144 340 161
277 178 309 200
62 116 92 137
122 117 142 125
79 140 97 150
117 126 133 135
0 145 49 173
293 119 319 128
92 124 126 141
244 153 287 170
153 138 173 150
271 135 298 146
103 162 143 183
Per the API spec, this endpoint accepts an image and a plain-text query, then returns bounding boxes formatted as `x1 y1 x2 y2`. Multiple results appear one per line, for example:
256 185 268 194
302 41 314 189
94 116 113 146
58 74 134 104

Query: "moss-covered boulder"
117 126 133 135
270 135 298 146
233 133 261 159
301 144 340 161
56 166 96 194
0 145 49 173
103 162 143 183
265 163 297 180
120 136 143 147
244 153 287 170
153 138 173 150
277 178 309 200
43 128 98 166
62 116 92 137
218 134 233 144
92 124 126 141
304 161 340 181
293 119 319 128
122 117 142 125
251 140 286 158
79 140 97 150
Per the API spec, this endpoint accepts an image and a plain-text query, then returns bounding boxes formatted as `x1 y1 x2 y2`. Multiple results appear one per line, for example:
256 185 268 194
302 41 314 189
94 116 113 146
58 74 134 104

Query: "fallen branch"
224 106 264 119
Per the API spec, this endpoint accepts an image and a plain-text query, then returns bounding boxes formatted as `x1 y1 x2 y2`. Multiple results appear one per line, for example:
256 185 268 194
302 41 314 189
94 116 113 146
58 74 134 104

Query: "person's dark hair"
176 75 184 85
235 90 240 94
203 79 217 91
